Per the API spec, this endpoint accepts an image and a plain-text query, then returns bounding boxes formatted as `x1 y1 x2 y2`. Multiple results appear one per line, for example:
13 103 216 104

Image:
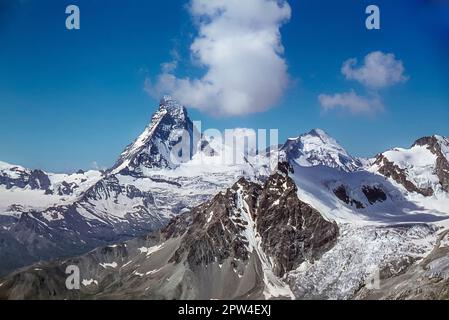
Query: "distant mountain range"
1 96 449 300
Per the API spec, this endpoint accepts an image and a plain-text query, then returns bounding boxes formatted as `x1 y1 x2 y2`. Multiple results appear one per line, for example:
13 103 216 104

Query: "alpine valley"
1 96 449 300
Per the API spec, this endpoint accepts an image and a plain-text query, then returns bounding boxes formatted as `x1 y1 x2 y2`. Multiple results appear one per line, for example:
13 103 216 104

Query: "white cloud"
161 61 177 73
146 0 291 116
318 51 408 116
160 49 180 73
318 91 383 115
341 51 408 89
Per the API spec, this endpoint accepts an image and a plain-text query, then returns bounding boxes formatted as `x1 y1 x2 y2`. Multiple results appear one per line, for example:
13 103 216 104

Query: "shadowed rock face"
170 163 339 279
164 177 262 269
333 185 365 209
0 164 338 300
257 164 339 276
362 186 387 205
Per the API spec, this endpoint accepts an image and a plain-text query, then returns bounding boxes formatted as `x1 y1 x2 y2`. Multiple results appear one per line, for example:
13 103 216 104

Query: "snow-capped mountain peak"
372 134 449 196
111 96 196 174
281 129 362 172
413 134 449 160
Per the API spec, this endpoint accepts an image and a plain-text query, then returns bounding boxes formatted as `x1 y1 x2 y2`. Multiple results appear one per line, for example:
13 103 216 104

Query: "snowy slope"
275 131 449 226
289 162 449 226
371 135 449 197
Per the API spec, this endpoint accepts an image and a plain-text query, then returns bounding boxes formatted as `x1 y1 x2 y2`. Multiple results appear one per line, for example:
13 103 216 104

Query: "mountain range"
1 96 449 300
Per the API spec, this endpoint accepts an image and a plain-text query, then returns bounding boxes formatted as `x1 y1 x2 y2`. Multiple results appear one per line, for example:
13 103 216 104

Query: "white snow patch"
207 211 214 223
100 262 118 269
138 244 163 256
82 279 98 286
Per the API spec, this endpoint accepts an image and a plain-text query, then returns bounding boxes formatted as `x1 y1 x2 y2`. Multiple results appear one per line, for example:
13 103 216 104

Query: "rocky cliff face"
0 168 51 191
256 163 338 276
0 163 338 300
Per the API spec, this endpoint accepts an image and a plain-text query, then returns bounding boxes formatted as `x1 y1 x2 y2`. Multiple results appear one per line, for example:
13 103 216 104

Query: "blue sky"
0 0 448 172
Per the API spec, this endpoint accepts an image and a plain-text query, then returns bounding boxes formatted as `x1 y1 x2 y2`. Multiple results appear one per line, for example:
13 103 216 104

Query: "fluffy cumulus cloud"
319 51 408 116
146 0 291 116
341 51 408 89
318 91 383 116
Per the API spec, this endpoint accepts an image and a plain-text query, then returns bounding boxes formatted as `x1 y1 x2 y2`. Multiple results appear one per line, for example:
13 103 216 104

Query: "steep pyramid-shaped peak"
282 129 361 172
110 97 195 174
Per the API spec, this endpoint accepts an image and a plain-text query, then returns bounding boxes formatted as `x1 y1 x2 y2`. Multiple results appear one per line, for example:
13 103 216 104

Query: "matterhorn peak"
110 97 195 174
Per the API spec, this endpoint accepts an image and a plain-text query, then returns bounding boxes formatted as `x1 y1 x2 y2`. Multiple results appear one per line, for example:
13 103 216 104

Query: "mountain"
0 163 338 300
280 129 362 172
0 161 102 212
1 97 449 300
0 97 269 277
0 163 105 277
1 155 447 300
276 131 449 225
372 135 449 197
111 96 199 174
281 135 449 299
